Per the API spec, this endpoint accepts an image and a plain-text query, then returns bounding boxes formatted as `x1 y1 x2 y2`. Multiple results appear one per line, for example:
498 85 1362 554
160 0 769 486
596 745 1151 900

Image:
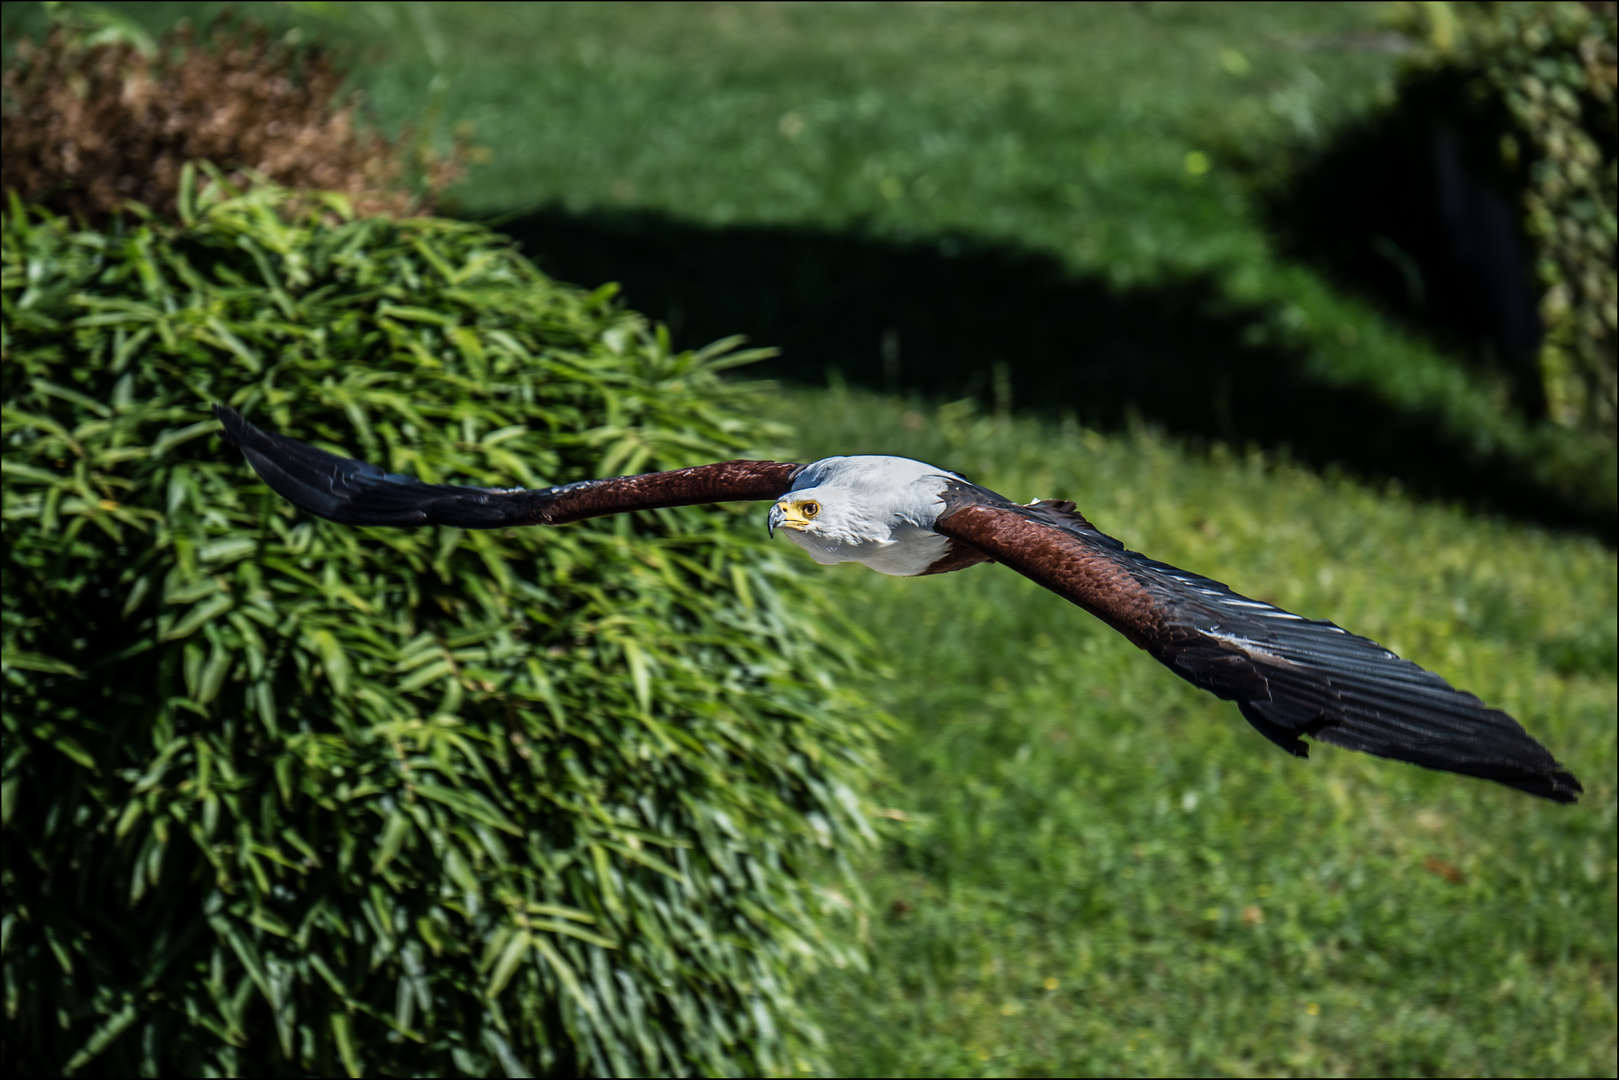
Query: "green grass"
11 1 1402 243
765 385 1615 1077
5 2 1616 1074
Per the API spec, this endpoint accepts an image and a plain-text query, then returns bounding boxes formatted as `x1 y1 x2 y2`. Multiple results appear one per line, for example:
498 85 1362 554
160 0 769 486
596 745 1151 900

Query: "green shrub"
0 175 878 1076
1396 0 1617 436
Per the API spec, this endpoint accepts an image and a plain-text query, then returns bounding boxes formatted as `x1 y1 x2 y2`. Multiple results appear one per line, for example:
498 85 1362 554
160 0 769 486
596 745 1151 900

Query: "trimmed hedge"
1398 0 1617 436
1 176 878 1077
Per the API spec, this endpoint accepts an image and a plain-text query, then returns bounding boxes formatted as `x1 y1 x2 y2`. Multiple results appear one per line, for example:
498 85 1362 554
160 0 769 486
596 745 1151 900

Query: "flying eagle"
214 404 1582 803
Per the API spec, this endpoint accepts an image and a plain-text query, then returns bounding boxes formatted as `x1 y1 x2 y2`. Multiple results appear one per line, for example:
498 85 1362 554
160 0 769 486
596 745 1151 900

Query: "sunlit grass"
765 385 1616 1077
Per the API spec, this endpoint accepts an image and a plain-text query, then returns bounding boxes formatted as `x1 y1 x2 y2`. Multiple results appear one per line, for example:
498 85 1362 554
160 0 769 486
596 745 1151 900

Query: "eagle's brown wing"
214 405 802 528
933 481 1582 803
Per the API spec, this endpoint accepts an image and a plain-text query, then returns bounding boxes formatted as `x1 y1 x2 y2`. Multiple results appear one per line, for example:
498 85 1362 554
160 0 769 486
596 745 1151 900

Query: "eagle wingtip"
212 402 246 446
1540 769 1584 804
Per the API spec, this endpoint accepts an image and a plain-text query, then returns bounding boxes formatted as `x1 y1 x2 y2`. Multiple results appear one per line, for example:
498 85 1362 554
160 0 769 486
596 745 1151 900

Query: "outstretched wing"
933 482 1582 803
214 405 803 528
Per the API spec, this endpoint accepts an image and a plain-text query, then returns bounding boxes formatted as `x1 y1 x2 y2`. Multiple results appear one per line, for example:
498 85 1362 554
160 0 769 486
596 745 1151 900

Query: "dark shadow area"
1256 71 1552 422
485 206 1614 542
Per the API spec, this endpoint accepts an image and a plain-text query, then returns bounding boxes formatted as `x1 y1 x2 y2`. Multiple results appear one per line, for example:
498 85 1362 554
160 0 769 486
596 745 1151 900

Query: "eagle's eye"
800 500 820 519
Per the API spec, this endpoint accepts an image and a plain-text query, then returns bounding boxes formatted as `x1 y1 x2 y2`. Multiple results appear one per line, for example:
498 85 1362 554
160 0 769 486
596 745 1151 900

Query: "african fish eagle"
214 404 1582 803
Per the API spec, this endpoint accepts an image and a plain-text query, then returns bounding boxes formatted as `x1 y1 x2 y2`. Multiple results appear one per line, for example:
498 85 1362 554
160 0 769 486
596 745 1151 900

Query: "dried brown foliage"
1 21 466 223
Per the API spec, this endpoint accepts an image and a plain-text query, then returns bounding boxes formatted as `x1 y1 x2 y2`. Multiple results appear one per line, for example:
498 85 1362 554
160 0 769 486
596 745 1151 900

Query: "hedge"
1399 0 1617 436
1 174 879 1077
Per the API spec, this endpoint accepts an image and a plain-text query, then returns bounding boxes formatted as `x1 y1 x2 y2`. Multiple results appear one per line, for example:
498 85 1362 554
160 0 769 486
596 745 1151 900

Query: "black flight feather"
936 488 1583 803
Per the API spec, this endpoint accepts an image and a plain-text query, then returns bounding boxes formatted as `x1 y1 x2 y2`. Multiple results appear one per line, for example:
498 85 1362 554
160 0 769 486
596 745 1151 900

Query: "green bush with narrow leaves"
1 175 878 1077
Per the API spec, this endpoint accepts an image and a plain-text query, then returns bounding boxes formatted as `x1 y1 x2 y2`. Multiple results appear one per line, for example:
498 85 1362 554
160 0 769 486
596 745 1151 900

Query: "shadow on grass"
1253 70 1558 426
485 206 1614 542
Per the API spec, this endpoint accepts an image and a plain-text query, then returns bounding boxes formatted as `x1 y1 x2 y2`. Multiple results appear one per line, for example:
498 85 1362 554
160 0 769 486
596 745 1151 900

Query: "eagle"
214 404 1582 803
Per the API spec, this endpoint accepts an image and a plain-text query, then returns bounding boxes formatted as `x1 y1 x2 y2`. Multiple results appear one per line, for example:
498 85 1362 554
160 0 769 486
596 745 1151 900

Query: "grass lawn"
767 385 1615 1076
6 1 1614 1074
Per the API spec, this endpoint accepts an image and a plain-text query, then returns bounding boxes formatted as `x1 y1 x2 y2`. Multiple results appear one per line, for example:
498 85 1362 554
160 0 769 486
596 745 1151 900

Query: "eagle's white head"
767 455 958 577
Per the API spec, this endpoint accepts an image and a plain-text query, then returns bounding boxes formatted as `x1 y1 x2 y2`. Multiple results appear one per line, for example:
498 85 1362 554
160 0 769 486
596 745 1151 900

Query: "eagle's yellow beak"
768 499 819 536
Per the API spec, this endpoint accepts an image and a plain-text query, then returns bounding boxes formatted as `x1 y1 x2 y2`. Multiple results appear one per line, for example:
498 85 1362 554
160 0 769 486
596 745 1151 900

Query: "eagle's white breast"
777 456 956 576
